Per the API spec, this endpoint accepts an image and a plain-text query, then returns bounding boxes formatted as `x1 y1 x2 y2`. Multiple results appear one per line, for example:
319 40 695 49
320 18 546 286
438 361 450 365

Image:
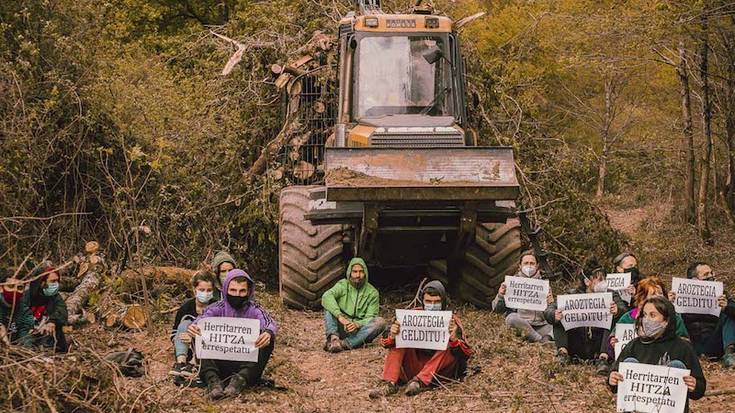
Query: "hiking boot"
368 380 398 399
189 376 207 388
180 363 197 378
206 378 226 400
173 374 186 387
223 374 247 398
595 357 610 376
169 362 187 376
555 350 570 365
722 352 735 369
327 336 345 353
539 335 555 347
405 379 429 396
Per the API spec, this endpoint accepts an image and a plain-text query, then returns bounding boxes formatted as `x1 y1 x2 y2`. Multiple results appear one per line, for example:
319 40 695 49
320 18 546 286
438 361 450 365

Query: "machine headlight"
425 17 439 29
365 17 379 28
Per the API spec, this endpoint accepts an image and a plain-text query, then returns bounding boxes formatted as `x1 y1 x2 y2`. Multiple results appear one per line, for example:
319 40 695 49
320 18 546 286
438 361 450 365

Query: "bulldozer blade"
324 147 519 202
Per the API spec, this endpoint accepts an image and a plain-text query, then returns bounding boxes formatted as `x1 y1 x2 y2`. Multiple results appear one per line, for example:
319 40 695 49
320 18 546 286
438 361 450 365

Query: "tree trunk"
723 18 735 219
596 76 615 198
66 261 103 324
677 43 697 224
697 14 713 242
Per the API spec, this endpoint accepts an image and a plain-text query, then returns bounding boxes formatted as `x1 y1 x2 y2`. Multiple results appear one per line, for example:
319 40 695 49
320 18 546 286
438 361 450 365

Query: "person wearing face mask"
369 281 472 398
613 252 640 309
608 276 689 361
492 251 555 343
321 257 386 353
609 296 706 413
0 271 35 345
668 262 735 368
21 267 69 352
211 250 236 298
169 271 218 386
188 269 277 399
546 259 618 373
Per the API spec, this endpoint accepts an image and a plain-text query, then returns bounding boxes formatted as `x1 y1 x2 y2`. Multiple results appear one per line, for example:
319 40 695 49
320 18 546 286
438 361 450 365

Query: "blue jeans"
324 311 386 349
694 314 735 359
623 357 687 369
174 318 194 359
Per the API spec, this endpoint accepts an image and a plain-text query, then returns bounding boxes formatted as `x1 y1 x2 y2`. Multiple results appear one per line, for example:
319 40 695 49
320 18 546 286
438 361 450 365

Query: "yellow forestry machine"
278 0 524 308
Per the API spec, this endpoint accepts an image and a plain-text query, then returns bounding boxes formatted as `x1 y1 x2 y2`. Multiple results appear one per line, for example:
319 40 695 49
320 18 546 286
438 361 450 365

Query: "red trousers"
382 347 458 385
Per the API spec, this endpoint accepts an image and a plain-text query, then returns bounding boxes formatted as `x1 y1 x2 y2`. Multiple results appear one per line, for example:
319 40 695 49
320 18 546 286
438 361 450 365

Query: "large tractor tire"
428 219 522 308
279 186 346 309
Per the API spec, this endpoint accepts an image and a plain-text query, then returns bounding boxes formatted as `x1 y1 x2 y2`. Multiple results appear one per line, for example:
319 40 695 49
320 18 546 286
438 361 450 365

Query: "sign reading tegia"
395 309 452 351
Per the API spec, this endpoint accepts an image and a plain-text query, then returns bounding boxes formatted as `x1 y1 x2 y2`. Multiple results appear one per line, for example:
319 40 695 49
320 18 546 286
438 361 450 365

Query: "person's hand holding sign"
626 284 636 297
609 371 624 386
498 283 506 297
255 331 271 349
718 295 727 309
338 315 358 333
187 323 201 337
683 375 697 392
610 302 618 316
180 331 192 344
449 319 460 341
668 291 677 302
547 292 554 305
388 320 400 339
554 309 563 322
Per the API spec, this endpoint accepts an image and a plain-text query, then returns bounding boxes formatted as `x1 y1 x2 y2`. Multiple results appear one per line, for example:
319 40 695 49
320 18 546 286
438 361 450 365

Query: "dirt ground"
68 287 735 413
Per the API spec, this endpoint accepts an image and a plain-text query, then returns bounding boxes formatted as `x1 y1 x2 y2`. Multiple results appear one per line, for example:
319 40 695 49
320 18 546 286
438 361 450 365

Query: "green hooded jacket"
321 258 380 327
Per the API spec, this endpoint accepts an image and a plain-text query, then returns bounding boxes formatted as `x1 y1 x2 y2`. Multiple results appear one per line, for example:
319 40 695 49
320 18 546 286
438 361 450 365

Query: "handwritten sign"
557 293 614 330
194 317 259 362
607 272 632 304
617 362 689 413
671 277 723 317
395 309 452 351
614 323 637 359
503 276 550 312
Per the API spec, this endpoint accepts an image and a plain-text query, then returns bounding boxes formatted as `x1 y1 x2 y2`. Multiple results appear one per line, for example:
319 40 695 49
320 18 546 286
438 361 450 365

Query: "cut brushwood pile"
67 241 105 325
243 30 337 185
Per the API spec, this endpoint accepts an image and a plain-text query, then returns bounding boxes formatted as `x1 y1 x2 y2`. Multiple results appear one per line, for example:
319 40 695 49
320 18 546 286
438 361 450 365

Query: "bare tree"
697 12 713 241
676 43 697 223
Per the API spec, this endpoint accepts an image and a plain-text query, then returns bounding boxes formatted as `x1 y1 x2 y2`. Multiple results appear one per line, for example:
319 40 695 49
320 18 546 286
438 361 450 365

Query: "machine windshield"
354 35 452 119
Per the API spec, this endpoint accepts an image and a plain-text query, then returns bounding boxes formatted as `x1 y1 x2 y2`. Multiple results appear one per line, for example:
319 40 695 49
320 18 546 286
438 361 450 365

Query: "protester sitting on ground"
612 251 639 309
547 259 618 375
609 296 705 413
0 271 35 345
609 276 689 360
369 280 472 398
187 269 277 400
22 267 69 352
668 261 735 368
211 251 236 296
492 250 554 343
321 257 386 352
169 271 218 386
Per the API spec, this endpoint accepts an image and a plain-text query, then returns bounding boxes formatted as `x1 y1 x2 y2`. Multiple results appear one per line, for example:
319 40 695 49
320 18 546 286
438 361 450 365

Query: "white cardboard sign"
395 309 452 351
671 277 723 317
614 323 637 359
194 317 260 362
607 272 632 304
503 276 550 312
557 292 614 330
616 362 690 413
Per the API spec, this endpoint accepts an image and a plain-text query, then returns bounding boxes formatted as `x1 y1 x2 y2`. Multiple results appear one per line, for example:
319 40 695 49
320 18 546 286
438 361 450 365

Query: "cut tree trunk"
66 261 103 324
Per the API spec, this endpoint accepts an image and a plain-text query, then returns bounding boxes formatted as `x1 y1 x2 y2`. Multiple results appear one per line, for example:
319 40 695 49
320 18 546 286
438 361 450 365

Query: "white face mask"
423 302 442 311
521 265 537 277
592 281 608 293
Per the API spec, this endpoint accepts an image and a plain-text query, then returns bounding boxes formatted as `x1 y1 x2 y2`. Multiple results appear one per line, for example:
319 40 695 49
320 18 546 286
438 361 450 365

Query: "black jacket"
27 279 68 326
681 296 735 346
610 302 706 412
